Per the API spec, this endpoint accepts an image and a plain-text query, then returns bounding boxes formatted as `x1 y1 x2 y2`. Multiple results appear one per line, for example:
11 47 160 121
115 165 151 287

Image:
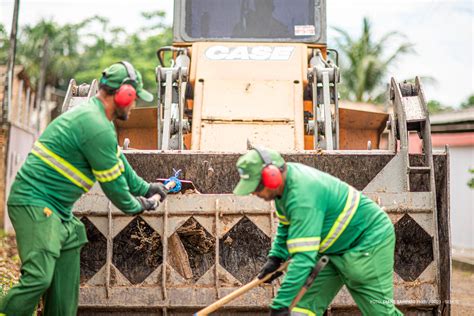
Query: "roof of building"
430 108 474 125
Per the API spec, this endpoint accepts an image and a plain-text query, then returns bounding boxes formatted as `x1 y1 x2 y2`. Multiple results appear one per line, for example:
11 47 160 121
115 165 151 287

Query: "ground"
451 264 474 314
1 231 473 314
0 231 20 300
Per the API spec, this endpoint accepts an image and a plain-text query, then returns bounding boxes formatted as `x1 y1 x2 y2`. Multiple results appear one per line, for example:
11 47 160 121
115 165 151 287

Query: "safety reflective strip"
275 209 290 225
291 307 316 316
93 162 123 183
320 186 360 253
287 237 320 254
31 142 94 192
116 146 125 172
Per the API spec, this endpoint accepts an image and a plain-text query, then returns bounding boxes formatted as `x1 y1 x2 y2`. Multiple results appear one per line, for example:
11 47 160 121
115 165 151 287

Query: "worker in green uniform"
0 61 168 316
233 147 403 316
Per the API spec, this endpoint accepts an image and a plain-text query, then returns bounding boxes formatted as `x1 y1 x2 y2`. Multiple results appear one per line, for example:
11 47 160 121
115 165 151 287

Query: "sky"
1 0 473 107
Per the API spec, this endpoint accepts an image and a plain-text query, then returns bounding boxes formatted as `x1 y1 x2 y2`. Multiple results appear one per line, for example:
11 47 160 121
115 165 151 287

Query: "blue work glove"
145 182 168 202
269 307 290 316
258 256 284 284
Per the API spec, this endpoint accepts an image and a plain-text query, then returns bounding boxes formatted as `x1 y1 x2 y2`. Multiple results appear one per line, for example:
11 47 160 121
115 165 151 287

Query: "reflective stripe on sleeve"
319 186 360 253
291 307 316 316
31 141 94 192
117 146 125 172
287 237 320 254
275 209 290 225
93 161 123 183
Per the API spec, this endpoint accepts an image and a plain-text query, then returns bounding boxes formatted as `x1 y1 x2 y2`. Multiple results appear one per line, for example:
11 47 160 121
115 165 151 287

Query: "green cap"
100 62 154 102
233 148 285 195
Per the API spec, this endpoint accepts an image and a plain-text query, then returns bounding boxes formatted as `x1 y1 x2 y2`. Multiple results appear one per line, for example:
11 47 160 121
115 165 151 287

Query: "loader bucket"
75 150 450 315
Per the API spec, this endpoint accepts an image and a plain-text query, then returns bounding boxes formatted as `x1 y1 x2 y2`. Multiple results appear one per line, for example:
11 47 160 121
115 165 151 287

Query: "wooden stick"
194 261 290 316
168 232 193 279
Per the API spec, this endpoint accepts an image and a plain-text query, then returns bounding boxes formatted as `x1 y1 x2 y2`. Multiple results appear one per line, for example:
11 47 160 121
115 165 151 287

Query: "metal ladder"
391 77 437 193
61 79 98 113
365 77 441 314
155 47 190 150
307 49 340 150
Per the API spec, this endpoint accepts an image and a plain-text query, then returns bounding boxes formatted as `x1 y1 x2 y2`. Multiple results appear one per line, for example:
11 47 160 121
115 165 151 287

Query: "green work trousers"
293 232 403 316
0 205 88 316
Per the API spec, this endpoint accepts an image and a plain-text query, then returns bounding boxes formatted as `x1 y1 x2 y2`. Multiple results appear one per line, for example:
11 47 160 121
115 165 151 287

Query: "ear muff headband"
113 61 138 108
254 147 273 165
119 61 137 87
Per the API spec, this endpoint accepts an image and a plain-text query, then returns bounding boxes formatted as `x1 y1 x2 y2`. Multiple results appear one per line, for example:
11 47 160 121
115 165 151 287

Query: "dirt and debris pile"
0 232 20 298
173 218 215 282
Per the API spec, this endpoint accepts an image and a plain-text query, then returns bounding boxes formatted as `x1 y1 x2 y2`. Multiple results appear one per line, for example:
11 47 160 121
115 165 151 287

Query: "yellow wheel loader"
64 1 451 314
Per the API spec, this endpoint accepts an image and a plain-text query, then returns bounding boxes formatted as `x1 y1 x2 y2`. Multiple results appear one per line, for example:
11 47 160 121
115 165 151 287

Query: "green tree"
426 100 452 114
0 24 8 64
460 94 474 109
468 169 474 189
13 18 103 89
72 11 172 96
1 10 172 98
333 17 415 102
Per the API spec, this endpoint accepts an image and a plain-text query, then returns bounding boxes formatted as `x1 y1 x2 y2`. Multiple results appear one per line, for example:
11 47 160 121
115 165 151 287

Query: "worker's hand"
136 196 158 211
269 307 290 316
258 256 284 284
145 182 168 202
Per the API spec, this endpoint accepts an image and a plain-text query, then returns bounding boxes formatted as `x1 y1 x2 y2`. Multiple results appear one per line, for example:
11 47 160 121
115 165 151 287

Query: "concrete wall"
4 124 35 232
410 129 474 250
0 129 6 228
0 65 37 229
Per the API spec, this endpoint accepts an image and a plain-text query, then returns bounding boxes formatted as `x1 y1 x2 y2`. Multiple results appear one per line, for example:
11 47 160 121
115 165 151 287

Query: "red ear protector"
254 147 283 189
114 84 136 108
109 61 138 108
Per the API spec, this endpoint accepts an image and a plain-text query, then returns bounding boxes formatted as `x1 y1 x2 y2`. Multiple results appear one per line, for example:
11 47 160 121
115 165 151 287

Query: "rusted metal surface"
434 149 451 315
124 150 395 192
114 107 158 150
76 152 449 315
338 106 388 150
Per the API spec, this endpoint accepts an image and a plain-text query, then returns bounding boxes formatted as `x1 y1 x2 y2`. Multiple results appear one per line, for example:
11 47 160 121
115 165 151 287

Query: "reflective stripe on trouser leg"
291 307 316 316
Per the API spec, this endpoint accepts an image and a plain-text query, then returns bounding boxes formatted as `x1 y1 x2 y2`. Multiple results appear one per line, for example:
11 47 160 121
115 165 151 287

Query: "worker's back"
276 162 392 254
8 98 113 220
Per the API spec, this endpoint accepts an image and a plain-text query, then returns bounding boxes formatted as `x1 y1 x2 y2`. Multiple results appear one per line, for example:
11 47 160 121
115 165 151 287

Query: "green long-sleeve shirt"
270 163 393 309
8 97 150 221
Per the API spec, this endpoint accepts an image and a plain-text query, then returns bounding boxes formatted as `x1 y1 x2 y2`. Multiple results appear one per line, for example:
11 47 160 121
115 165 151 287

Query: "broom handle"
194 261 290 316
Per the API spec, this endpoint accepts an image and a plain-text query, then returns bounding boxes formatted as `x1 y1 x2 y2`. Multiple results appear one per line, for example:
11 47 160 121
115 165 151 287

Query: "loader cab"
115 0 388 152
173 0 327 44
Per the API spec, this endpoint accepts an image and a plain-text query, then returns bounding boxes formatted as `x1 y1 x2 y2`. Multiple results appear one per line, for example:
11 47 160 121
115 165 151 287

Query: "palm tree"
333 17 415 103
15 17 106 90
1 11 172 95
